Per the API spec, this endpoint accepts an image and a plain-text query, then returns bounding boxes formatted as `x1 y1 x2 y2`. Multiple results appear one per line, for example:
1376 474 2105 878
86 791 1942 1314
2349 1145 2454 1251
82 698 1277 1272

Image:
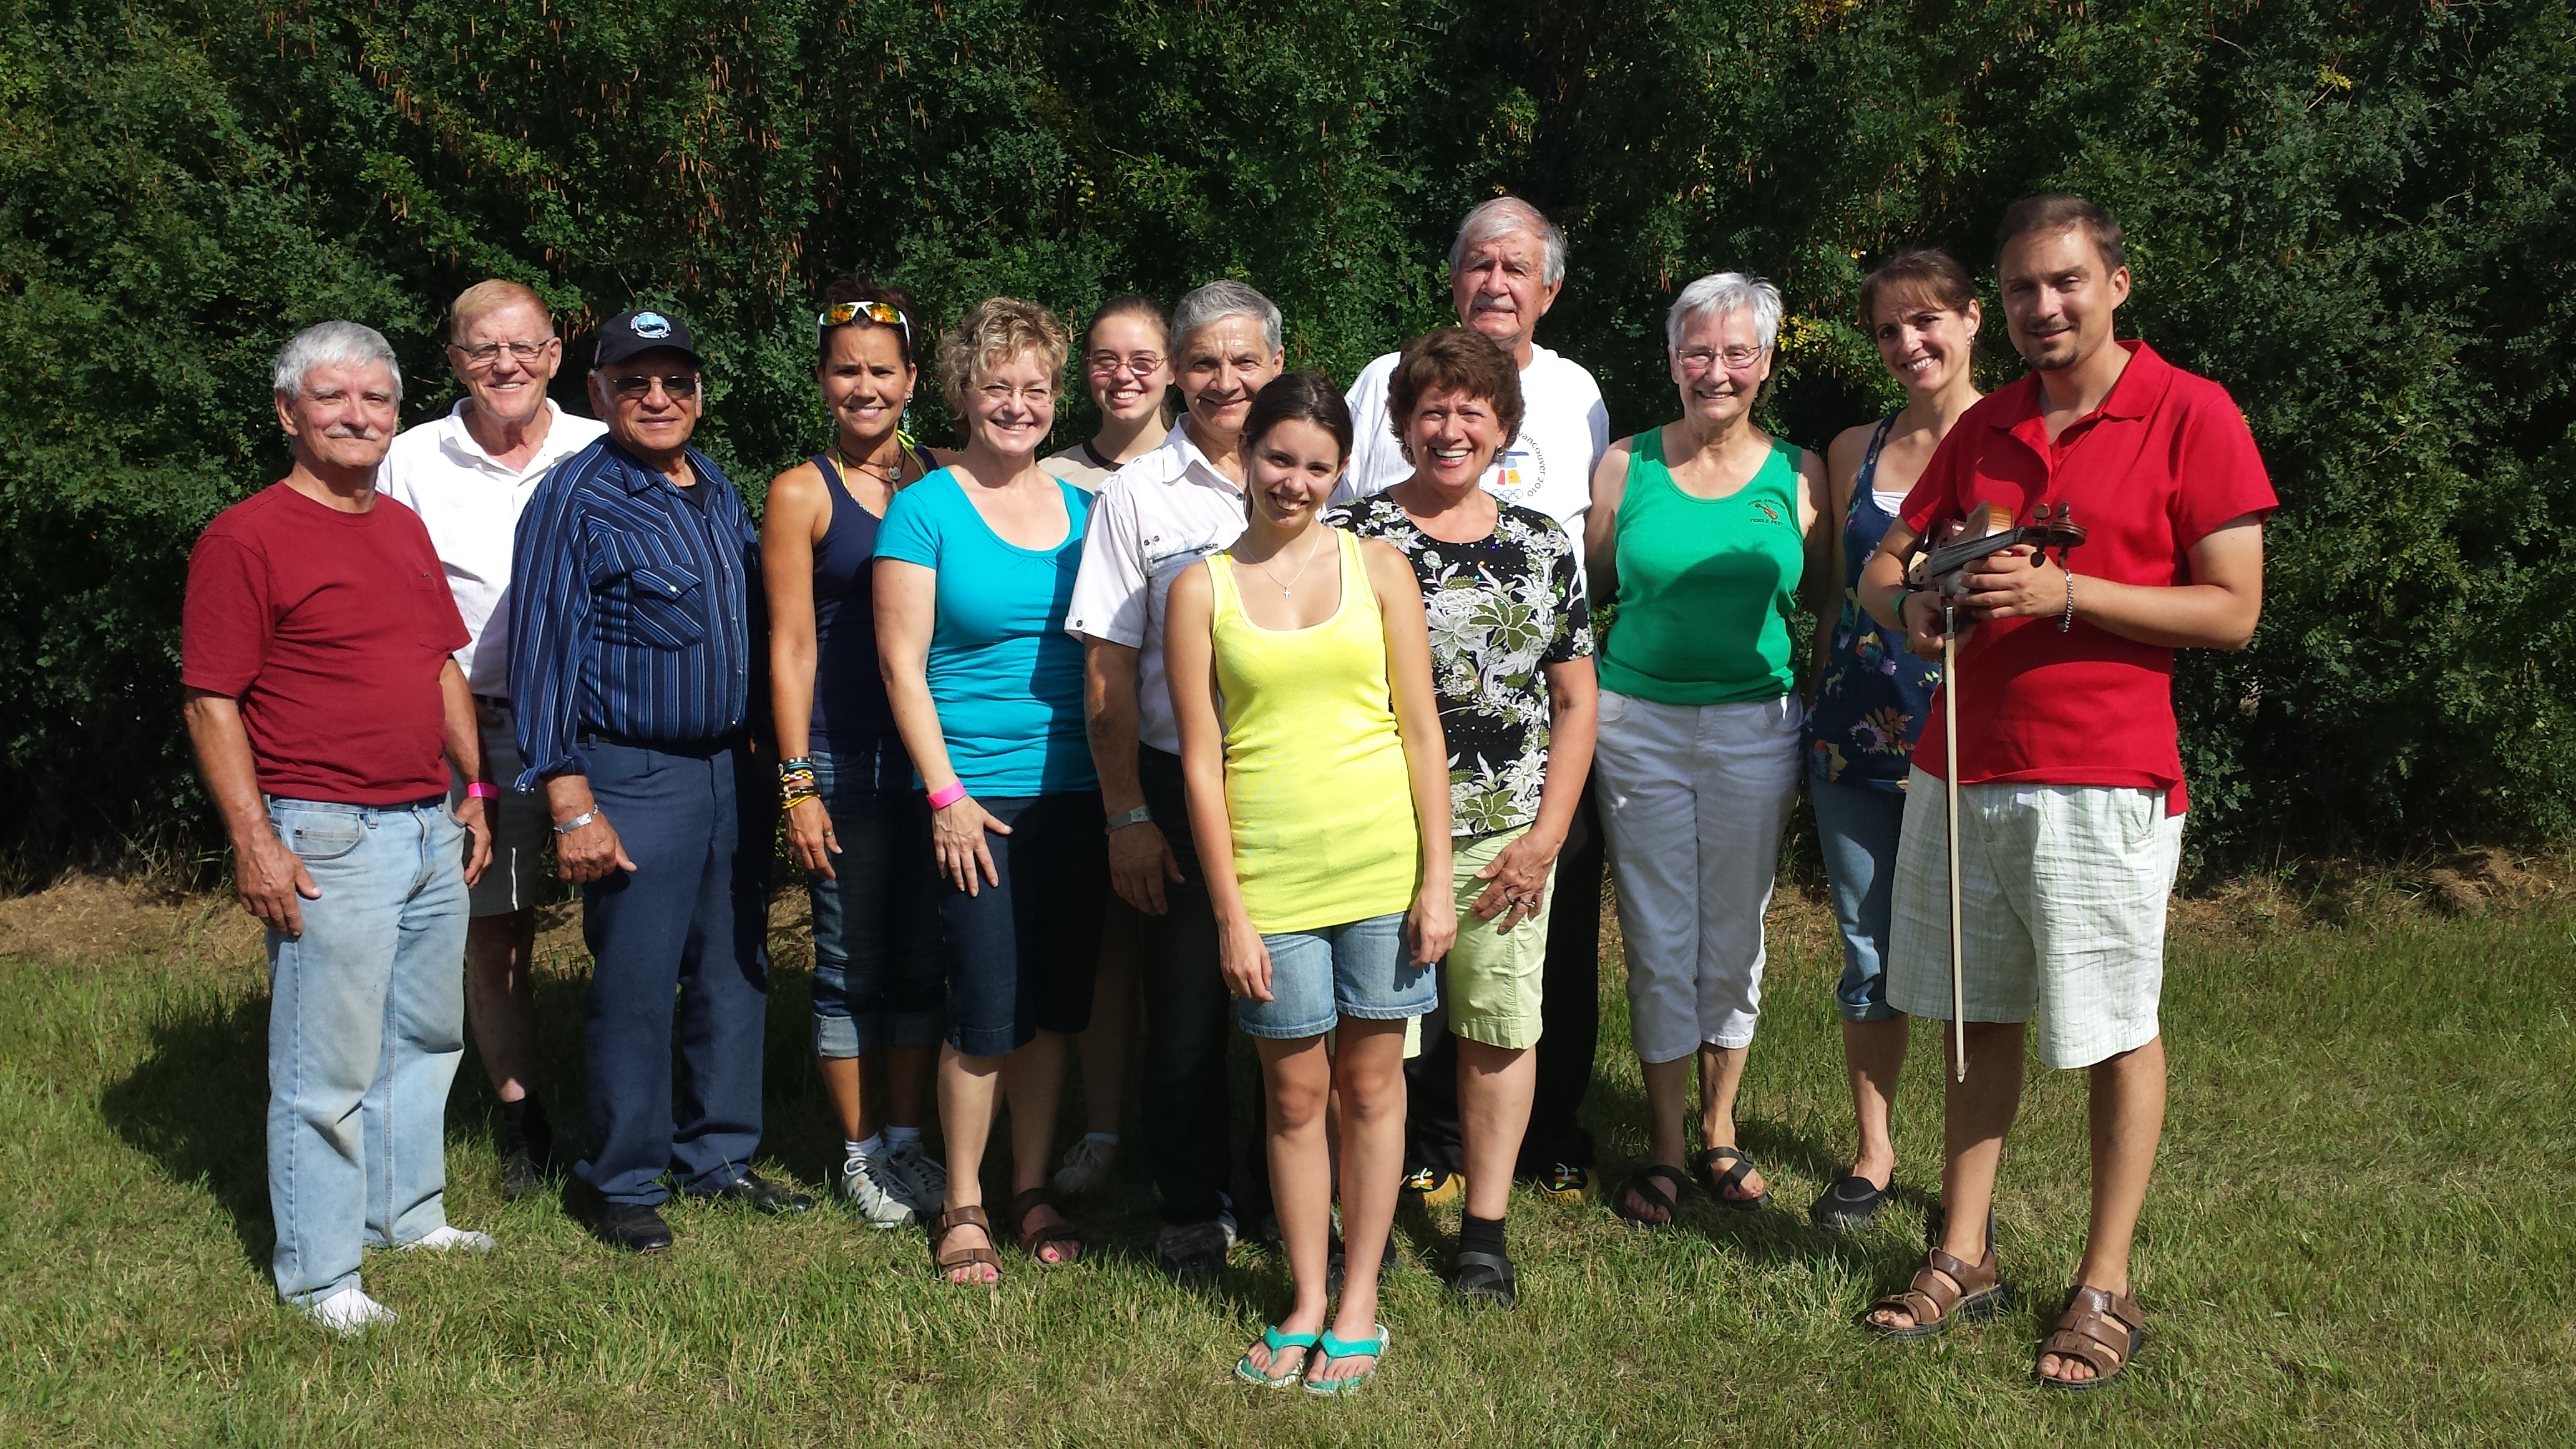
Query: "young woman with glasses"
1042 295 1174 493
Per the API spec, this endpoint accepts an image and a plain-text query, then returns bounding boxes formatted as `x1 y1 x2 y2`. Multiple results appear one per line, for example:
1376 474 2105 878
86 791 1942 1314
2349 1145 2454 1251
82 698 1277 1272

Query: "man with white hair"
378 281 606 1200
1337 197 1614 1205
183 321 497 1334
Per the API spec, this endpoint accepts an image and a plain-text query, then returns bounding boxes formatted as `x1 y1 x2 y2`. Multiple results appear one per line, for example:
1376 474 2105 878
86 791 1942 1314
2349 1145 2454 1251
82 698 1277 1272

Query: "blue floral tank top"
1805 415 1942 792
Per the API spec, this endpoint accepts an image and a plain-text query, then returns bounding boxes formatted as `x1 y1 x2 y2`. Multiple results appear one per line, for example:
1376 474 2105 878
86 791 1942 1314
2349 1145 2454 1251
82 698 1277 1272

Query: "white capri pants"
1594 690 1803 1063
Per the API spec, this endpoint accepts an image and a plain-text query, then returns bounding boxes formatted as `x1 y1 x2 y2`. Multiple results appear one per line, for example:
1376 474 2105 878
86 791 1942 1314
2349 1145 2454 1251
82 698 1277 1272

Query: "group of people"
182 190 2273 1395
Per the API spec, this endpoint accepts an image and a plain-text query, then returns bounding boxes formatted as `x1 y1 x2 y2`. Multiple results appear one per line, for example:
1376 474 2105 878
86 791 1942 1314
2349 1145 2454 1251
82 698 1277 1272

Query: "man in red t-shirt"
1851 197 2275 1387
181 321 495 1335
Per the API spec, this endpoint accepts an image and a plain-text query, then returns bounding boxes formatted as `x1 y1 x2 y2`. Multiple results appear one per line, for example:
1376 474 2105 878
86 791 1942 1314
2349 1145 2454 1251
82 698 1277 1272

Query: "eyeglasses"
449 339 554 367
976 382 1055 407
1676 344 1770 373
1086 351 1166 379
605 373 701 401
819 301 911 346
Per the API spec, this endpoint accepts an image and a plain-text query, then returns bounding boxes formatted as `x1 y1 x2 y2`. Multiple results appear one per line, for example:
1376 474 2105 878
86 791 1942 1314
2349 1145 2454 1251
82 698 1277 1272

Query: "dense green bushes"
2 0 2569 872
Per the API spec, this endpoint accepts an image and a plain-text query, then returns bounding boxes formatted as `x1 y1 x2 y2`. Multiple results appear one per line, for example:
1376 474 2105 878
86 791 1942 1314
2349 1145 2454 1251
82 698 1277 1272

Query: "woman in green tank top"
1578 272 1832 1230
1166 373 1455 1395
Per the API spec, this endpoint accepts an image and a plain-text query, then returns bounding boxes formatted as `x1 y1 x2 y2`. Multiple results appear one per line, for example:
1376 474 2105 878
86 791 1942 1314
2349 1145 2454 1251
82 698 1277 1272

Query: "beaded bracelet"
2059 568 2077 633
777 758 819 809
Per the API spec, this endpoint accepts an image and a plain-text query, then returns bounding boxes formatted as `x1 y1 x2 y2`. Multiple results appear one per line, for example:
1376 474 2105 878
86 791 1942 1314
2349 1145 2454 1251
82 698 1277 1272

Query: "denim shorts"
1237 912 1433 1040
914 789 1110 1058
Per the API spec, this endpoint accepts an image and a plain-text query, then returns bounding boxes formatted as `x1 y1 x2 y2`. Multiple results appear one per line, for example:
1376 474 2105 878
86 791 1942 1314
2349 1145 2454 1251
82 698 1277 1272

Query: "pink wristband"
465 782 500 800
925 780 968 810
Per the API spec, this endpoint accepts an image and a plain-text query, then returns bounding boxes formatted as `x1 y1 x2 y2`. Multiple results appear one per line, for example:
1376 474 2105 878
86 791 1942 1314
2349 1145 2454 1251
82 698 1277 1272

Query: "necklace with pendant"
1251 532 1326 598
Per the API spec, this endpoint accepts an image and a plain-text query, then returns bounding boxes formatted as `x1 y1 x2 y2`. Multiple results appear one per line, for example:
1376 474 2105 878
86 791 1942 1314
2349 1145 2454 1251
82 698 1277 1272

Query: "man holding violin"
1853 196 2274 1390
510 308 811 1253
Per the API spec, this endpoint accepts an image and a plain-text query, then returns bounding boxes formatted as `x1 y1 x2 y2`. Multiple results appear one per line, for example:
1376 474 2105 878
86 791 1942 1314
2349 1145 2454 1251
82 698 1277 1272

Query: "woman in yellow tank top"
1166 372 1453 1396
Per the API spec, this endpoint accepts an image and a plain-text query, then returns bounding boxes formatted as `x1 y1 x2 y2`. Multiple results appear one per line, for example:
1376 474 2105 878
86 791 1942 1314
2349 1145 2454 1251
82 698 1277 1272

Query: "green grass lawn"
2 877 2571 1447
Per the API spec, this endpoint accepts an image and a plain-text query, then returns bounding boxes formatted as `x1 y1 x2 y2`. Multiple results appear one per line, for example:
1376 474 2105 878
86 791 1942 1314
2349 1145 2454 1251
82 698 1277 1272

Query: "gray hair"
273 321 403 403
1666 272 1783 354
1449 196 1567 288
1170 280 1282 359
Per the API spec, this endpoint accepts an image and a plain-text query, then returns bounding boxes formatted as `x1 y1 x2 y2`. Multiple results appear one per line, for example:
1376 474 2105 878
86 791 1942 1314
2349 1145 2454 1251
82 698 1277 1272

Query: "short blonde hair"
448 280 552 342
939 297 1069 418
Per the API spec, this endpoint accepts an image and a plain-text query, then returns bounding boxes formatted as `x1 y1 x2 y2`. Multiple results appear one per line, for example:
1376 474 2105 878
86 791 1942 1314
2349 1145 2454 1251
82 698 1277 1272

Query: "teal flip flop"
1234 1325 1319 1388
1301 1324 1391 1397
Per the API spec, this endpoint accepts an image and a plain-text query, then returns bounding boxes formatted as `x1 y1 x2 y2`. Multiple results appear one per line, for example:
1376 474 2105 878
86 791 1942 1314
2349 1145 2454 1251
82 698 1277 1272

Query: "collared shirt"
507 437 762 789
1897 340 2276 809
1063 421 1247 755
376 399 608 696
1334 343 1610 585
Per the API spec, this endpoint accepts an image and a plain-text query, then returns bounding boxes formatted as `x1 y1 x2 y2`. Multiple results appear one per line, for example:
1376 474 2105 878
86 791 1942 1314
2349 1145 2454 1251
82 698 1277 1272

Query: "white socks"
847 1133 884 1161
884 1125 923 1149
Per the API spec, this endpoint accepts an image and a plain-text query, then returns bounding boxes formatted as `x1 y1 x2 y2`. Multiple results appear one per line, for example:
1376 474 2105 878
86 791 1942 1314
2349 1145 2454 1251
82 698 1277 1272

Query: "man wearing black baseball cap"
509 307 811 1251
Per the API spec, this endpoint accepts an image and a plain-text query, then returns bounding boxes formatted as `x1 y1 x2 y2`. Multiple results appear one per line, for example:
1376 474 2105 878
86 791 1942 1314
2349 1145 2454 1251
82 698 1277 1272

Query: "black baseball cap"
593 308 704 369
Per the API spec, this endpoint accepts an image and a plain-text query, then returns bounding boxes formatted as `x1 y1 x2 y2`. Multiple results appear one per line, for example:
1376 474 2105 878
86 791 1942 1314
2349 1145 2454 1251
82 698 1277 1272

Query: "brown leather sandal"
929 1205 1001 1285
1864 1244 2006 1340
2036 1285 2144 1390
1010 1187 1083 1266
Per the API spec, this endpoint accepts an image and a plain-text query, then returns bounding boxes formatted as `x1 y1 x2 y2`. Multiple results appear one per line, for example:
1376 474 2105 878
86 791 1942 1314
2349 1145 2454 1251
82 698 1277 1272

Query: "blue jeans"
263 797 468 1306
806 744 942 1058
1810 775 1908 1023
1238 913 1429 1040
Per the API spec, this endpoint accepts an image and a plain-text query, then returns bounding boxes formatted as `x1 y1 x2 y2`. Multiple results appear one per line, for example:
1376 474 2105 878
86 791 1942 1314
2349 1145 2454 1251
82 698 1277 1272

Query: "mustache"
320 422 388 441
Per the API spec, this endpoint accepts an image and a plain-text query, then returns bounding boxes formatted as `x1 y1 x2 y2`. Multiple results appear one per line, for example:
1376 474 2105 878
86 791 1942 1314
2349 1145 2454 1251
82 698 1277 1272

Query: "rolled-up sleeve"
509 466 593 789
1063 481 1148 648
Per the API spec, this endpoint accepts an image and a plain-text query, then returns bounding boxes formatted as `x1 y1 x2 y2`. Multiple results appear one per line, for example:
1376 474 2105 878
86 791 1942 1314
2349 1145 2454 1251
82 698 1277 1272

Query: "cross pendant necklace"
1252 532 1325 598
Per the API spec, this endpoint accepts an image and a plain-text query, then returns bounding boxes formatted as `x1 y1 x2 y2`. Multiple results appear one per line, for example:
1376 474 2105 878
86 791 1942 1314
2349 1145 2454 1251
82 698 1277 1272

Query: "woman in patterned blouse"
1325 327 1596 1308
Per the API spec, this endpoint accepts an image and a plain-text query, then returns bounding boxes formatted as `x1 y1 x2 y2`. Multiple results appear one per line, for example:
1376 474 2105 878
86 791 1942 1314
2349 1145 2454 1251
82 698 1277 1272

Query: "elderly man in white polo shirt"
1334 196 1616 1206
1065 279 1282 1280
377 279 606 1199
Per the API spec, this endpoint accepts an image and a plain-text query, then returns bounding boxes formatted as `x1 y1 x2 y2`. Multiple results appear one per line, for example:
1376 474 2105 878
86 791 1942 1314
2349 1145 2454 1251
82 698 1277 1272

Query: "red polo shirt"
1898 341 2276 812
182 482 469 804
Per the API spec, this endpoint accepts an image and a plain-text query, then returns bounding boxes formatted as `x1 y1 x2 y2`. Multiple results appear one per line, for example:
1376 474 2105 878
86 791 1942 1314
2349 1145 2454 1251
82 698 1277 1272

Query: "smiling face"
962 347 1058 462
1451 228 1560 358
1403 384 1506 497
588 346 703 459
1085 310 1171 426
1244 416 1345 529
818 321 914 451
1669 307 1772 427
448 300 560 431
276 360 401 475
1871 291 1980 399
1178 314 1282 447
1999 225 2129 375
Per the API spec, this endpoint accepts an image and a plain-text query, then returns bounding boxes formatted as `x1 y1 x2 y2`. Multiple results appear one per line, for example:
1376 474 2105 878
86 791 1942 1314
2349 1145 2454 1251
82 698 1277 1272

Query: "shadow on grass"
97 987 275 1271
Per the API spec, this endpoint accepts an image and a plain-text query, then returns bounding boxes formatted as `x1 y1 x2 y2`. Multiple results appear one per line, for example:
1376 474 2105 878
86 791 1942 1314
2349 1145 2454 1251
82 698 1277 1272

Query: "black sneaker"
588 1200 675 1254
691 1171 814 1216
497 1098 555 1203
1154 1219 1231 1282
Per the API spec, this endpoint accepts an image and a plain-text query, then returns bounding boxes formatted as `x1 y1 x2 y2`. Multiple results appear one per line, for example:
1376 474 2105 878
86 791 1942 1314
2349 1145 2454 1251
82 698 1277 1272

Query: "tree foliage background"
2 0 2570 873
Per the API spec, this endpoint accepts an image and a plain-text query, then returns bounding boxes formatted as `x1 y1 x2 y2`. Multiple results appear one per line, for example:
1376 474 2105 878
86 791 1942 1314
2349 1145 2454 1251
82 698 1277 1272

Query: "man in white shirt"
1065 280 1282 1279
1337 197 1616 1204
377 280 606 1199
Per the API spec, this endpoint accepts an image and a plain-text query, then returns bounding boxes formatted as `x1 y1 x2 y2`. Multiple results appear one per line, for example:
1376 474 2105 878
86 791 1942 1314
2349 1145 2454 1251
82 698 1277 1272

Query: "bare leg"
2041 1036 2166 1384
1695 1042 1767 1201
934 1043 1002 1284
1870 1019 2023 1329
816 1055 869 1143
1002 1030 1076 1261
884 1043 937 1132
1075 903 1138 1134
1314 1018 1408 1387
1455 1039 1534 1222
1842 1016 1910 1188
464 910 538 1100
1619 1052 1694 1223
1244 1034 1334 1379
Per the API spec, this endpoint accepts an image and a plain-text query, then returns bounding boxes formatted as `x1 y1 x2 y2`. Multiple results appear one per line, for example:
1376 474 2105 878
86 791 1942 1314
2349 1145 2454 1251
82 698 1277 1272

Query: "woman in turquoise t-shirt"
1581 271 1831 1231
876 297 1105 1287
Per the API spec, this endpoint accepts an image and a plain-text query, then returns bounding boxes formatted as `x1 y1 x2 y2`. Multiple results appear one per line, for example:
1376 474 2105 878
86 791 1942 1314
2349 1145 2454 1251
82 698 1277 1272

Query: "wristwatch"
1104 806 1153 834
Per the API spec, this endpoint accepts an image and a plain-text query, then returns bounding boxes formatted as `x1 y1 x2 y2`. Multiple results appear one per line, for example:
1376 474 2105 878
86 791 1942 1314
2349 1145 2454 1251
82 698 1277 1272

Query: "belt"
579 729 739 758
473 694 512 710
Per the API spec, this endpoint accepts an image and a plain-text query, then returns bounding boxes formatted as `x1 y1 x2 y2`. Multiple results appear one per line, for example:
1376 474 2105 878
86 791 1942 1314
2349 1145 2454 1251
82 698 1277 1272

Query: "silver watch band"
552 810 600 835
1103 806 1153 834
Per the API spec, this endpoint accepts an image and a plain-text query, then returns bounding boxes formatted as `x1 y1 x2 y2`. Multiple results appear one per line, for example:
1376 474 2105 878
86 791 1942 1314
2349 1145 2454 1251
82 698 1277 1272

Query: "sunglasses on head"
818 300 912 346
605 373 701 401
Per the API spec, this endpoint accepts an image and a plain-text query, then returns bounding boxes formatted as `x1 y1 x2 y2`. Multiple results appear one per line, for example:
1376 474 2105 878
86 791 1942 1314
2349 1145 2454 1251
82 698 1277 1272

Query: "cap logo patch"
632 311 673 339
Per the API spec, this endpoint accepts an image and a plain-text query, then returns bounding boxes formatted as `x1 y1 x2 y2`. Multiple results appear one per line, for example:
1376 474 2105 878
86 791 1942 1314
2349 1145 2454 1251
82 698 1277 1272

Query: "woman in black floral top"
1323 327 1596 1309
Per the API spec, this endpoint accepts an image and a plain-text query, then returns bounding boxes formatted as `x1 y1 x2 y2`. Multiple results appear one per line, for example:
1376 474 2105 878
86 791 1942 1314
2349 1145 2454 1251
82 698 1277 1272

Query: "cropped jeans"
805 743 942 1059
263 796 468 1307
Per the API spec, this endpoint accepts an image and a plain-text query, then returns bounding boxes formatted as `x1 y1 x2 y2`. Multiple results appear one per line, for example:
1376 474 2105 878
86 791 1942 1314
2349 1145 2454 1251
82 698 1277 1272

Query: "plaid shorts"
1885 768 2185 1070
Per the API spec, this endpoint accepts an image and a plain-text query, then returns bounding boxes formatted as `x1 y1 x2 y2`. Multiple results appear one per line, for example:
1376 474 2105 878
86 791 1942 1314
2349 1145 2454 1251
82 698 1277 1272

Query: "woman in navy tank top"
762 277 951 1229
1802 250 1983 1234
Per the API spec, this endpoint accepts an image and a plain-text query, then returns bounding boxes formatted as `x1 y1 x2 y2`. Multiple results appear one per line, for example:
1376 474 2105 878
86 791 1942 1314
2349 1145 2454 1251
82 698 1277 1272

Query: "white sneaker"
882 1139 948 1216
1052 1136 1118 1195
400 1225 495 1252
303 1286 397 1335
837 1150 917 1228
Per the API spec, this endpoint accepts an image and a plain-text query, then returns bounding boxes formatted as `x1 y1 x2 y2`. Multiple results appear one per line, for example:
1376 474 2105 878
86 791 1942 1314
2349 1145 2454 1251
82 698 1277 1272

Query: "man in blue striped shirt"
510 308 812 1252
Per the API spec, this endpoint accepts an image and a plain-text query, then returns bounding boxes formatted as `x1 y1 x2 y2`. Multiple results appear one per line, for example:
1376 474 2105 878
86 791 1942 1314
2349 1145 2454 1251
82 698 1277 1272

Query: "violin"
1907 501 2087 594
